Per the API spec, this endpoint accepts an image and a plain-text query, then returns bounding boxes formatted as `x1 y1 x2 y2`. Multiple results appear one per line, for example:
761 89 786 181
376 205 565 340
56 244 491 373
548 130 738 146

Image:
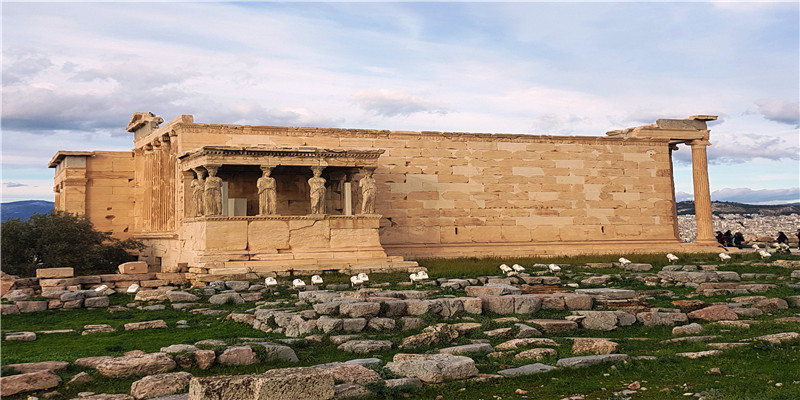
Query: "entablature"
178 146 385 171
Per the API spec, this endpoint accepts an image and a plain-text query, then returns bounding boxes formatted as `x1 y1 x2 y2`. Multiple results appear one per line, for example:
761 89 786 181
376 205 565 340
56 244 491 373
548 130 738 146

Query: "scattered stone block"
495 338 557 350
515 348 557 360
91 353 176 378
224 280 250 291
672 323 704 336
218 346 257 366
752 332 800 344
130 372 193 400
83 324 115 335
464 284 521 297
315 364 381 385
188 367 334 400
676 350 721 359
753 298 788 311
208 293 244 305
687 305 738 321
85 296 110 308
15 300 48 313
636 311 688 326
571 338 618 355
194 349 216 369
497 363 554 377
36 267 75 278
0 370 62 396
119 261 149 274
5 331 36 341
125 320 168 331
5 361 68 374
385 354 478 383
338 340 392 353
575 288 635 300
527 319 578 333
439 343 494 355
555 354 629 368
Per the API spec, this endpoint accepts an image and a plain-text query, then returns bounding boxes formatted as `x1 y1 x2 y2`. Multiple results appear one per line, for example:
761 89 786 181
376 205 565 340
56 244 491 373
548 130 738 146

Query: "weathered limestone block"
0 370 62 396
575 288 635 300
5 331 37 341
687 305 738 321
381 300 408 317
92 353 176 378
495 338 557 350
527 319 578 333
1 304 20 314
135 289 169 302
5 361 69 374
339 302 381 318
317 316 344 333
438 343 494 355
209 293 244 305
125 320 168 330
753 298 789 311
464 284 521 297
385 354 478 383
367 317 396 331
460 297 483 314
342 318 367 332
497 363 554 377
483 296 515 314
513 295 542 314
85 296 110 308
315 364 381 385
194 350 216 369
15 300 48 313
167 291 200 302
36 267 74 278
83 324 115 335
435 298 465 317
218 346 257 366
572 311 619 331
119 261 149 274
130 372 193 400
189 367 335 400
636 311 688 326
399 323 459 349
555 354 629 368
563 293 593 310
225 280 250 291
515 348 557 361
572 338 619 355
338 340 393 353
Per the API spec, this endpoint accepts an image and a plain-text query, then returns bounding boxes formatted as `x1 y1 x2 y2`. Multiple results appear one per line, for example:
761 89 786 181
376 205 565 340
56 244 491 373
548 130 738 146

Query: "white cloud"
712 187 800 204
351 90 448 118
755 99 800 127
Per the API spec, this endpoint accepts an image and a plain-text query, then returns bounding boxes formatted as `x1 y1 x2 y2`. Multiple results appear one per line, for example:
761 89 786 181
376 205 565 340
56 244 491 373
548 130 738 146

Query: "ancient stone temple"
50 112 720 275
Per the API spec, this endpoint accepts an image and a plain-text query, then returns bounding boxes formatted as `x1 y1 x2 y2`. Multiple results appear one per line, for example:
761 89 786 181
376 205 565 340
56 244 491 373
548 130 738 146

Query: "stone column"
689 140 715 245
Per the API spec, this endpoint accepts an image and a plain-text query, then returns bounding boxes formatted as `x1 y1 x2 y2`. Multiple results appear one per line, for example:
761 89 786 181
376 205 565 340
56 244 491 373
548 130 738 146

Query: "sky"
2 1 799 204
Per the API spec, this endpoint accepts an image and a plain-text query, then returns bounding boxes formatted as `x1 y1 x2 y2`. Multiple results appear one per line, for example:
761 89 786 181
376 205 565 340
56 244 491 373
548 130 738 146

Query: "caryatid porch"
176 146 414 274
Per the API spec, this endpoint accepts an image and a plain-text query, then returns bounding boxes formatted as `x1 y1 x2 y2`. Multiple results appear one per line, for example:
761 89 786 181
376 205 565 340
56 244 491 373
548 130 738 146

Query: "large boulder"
130 372 193 399
385 354 478 383
167 291 200 302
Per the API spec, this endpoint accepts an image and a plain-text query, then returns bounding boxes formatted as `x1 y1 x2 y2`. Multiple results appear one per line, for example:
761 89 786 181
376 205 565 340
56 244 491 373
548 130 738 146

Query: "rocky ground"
2 255 799 400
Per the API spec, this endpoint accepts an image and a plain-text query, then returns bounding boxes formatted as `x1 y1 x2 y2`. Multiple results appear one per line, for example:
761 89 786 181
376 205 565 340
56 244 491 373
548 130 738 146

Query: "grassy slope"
1 253 798 400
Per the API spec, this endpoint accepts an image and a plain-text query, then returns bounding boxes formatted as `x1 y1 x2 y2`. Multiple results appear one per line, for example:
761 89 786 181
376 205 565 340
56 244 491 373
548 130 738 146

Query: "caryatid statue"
190 169 206 217
204 165 223 216
359 167 377 214
257 166 277 215
308 166 327 215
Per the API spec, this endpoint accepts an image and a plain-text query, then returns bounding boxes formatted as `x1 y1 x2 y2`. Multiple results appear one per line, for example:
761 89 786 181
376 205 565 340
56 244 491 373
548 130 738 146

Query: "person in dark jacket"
777 231 789 245
733 231 745 249
716 231 725 245
723 230 734 247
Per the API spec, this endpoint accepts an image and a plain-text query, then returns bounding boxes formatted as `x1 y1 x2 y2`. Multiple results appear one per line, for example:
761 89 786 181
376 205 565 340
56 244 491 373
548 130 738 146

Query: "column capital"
688 139 711 147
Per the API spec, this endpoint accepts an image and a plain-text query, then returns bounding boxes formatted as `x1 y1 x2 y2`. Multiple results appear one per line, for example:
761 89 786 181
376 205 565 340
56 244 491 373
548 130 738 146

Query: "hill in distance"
677 201 800 216
1 200 55 222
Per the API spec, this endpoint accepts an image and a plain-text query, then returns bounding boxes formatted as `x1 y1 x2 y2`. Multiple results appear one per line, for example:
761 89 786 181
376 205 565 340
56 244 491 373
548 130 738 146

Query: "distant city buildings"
678 214 800 244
